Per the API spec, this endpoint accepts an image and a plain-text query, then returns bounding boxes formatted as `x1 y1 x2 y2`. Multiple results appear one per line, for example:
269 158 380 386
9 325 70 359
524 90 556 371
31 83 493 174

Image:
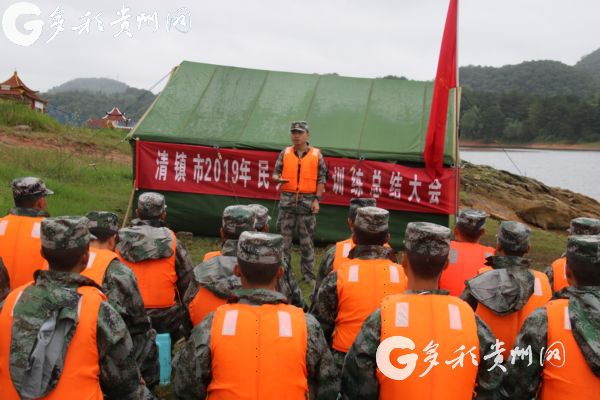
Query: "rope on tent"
501 148 525 176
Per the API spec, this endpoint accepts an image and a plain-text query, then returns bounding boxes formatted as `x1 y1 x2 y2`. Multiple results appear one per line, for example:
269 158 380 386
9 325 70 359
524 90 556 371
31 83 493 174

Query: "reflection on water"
461 149 600 202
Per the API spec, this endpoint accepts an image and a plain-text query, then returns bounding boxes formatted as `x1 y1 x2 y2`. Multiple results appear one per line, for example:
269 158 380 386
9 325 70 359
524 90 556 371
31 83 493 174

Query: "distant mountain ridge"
47 78 129 95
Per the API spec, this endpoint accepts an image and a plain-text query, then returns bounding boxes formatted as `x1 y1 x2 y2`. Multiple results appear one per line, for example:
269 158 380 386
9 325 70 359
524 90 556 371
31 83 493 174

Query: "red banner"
136 141 457 214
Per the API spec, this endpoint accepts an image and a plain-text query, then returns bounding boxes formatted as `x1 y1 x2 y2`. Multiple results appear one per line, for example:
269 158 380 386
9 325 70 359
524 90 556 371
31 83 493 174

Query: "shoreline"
460 140 600 151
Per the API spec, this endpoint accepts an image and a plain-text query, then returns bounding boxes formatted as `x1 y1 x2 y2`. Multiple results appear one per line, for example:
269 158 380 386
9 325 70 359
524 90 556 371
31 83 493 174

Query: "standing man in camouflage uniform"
501 235 600 399
461 221 552 351
545 217 600 294
0 177 53 297
184 205 304 329
312 207 407 374
83 211 160 389
439 209 495 296
116 192 194 340
312 197 397 303
0 216 152 399
272 121 327 284
340 222 502 399
174 232 338 399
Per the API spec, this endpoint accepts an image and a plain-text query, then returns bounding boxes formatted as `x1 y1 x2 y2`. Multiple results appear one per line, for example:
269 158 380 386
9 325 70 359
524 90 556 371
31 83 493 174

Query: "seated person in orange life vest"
81 211 160 389
439 209 495 296
0 216 152 400
174 231 339 400
311 197 396 305
185 205 304 329
202 203 273 262
500 235 600 399
0 177 53 301
116 192 194 340
544 217 600 294
461 221 552 351
312 206 408 373
340 222 502 400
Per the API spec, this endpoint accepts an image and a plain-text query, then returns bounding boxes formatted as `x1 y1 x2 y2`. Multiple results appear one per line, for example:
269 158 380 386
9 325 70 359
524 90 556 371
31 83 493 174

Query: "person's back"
439 209 495 296
0 177 52 292
501 235 600 399
544 217 600 294
174 232 338 400
0 216 149 399
340 222 502 400
312 207 407 372
462 221 551 350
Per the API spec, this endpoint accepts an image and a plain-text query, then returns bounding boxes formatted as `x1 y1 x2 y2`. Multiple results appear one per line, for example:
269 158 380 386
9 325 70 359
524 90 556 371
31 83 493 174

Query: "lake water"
461 148 600 202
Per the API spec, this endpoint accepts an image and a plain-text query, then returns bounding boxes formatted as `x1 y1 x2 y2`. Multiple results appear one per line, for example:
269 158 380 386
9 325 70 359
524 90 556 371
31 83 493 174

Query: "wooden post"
122 179 137 228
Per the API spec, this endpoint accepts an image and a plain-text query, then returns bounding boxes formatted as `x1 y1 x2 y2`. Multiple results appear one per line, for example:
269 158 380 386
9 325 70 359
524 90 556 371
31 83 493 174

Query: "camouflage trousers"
277 210 316 281
132 328 160 389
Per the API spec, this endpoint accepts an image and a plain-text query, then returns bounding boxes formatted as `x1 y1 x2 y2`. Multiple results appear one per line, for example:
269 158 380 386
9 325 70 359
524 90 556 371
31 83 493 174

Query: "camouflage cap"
354 206 389 233
456 209 488 233
41 216 95 250
348 197 377 221
566 235 600 265
237 231 283 265
11 177 53 198
569 217 600 235
404 222 451 257
222 205 256 236
137 192 167 218
85 211 119 233
497 221 531 254
247 204 271 230
290 121 309 132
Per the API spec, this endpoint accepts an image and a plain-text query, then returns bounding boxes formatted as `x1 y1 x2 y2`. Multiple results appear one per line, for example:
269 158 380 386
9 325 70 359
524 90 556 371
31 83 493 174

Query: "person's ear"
220 228 225 242
234 264 242 278
347 218 353 231
78 247 90 273
107 234 117 251
276 266 284 280
442 258 450 271
565 263 576 286
385 233 391 244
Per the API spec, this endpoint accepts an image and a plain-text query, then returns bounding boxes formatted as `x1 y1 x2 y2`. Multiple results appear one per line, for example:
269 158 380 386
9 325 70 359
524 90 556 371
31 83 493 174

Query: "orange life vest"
208 303 308 399
331 239 392 273
188 286 228 327
378 294 479 399
333 260 407 353
540 299 600 399
476 270 551 350
280 146 320 193
81 248 118 286
0 284 104 400
117 231 178 309
203 250 222 262
550 257 568 293
439 241 495 297
0 214 48 289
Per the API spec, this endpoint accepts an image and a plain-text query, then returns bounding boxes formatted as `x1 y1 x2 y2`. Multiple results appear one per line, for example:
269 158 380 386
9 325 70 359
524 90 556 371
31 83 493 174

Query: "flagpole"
454 0 461 216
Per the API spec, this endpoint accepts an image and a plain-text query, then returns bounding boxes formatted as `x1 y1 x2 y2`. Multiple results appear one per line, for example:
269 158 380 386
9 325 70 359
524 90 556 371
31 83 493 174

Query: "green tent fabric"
129 61 456 247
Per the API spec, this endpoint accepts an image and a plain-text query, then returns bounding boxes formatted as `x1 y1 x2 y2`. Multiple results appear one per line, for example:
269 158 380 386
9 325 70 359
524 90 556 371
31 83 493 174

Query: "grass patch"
0 99 62 131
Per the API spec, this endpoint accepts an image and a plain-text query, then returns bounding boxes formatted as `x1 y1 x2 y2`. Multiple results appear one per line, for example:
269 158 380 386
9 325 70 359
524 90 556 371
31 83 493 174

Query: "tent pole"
122 179 137 228
454 0 461 216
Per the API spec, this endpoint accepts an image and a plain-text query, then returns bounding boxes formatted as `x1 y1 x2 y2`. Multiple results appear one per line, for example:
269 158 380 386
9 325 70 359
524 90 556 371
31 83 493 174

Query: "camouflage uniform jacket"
0 257 9 303
183 239 305 313
173 288 339 400
340 290 503 400
0 270 152 399
0 208 50 299
273 144 328 214
312 245 395 343
311 242 396 307
499 286 600 399
100 258 159 387
461 255 537 314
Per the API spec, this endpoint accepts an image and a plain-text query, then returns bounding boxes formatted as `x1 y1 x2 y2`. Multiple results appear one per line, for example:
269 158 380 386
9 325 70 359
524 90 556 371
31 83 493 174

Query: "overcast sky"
2 0 599 93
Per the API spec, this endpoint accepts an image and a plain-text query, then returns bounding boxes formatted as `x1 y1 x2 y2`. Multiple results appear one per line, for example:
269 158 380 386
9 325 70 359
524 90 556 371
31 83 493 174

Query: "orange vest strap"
551 257 568 293
81 248 117 286
203 251 221 262
188 286 228 327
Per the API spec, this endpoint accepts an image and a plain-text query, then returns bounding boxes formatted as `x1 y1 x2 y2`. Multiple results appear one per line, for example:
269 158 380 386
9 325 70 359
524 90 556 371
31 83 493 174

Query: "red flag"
424 0 458 177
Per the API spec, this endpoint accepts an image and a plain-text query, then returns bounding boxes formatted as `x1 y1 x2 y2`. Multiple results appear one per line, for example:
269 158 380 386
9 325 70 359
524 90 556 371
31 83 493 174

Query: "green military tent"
128 61 457 248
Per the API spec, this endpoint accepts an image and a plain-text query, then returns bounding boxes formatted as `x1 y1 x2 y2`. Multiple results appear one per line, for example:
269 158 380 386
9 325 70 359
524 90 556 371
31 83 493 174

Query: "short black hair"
14 194 43 208
353 227 388 246
89 227 117 243
500 246 527 257
223 230 243 241
567 257 600 286
237 259 281 285
456 225 484 243
407 252 448 280
42 245 89 272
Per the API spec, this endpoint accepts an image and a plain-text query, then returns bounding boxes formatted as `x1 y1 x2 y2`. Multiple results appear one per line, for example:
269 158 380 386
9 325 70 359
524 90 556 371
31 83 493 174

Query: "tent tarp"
131 61 456 164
